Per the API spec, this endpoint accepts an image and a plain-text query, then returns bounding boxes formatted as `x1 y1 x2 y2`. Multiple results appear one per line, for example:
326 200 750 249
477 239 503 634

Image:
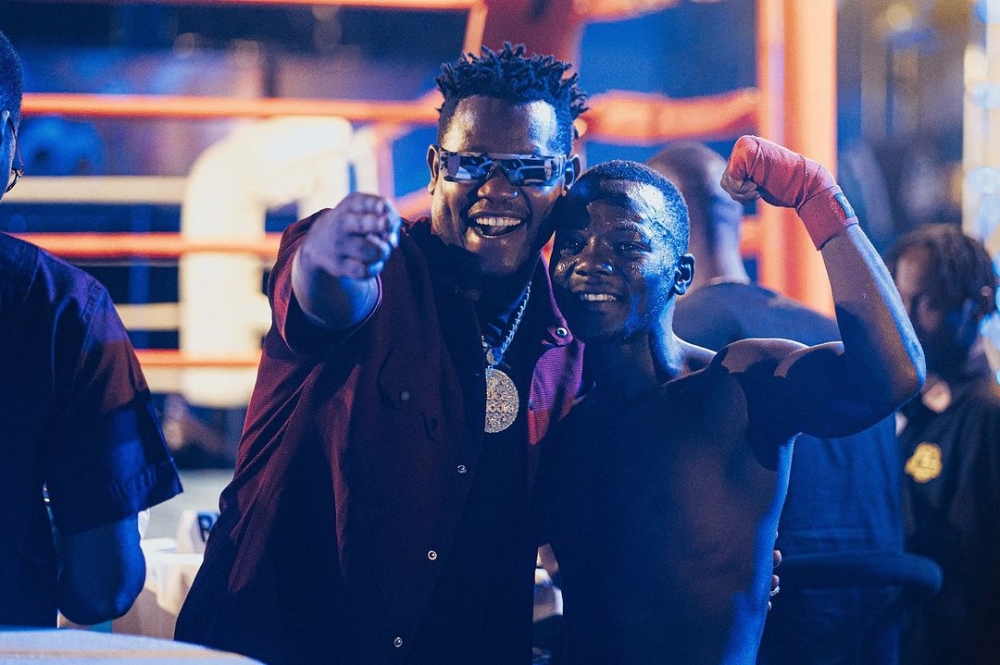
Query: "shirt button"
399 390 411 402
457 464 467 474
427 550 438 561
555 326 569 338
393 637 403 648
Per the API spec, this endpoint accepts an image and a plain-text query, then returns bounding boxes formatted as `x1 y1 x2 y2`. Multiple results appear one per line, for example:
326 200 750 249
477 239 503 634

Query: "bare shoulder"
677 339 716 374
715 337 807 374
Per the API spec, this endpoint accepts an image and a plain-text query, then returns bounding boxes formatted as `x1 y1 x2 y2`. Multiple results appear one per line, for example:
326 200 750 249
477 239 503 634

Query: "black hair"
561 159 690 258
0 30 23 126
435 43 588 154
886 223 997 318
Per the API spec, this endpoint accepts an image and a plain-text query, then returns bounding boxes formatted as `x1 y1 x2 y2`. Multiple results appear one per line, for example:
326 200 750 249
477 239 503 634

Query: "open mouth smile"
578 292 618 302
469 214 524 238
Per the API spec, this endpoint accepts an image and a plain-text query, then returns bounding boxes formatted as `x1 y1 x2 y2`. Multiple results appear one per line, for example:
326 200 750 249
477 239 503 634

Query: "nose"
573 243 614 276
476 165 518 199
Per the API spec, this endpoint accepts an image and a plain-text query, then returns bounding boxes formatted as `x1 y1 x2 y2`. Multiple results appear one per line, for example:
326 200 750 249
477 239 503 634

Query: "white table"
0 628 260 664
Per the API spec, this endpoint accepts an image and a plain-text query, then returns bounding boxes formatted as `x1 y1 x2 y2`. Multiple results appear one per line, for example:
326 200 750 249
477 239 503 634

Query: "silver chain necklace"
482 281 531 433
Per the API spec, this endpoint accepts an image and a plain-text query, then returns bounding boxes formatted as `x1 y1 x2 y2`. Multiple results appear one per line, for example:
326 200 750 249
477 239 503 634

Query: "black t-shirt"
898 362 1000 665
405 286 542 665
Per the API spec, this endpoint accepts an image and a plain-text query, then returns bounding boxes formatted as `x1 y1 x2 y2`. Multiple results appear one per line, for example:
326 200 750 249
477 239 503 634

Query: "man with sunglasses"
176 44 586 664
0 30 182 627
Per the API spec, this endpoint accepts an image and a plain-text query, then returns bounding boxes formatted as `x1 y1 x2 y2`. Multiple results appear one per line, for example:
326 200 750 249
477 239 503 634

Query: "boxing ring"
10 0 840 407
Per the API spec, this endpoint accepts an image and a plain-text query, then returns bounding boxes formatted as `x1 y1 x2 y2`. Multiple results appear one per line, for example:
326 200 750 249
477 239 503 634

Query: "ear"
1 109 12 193
974 285 996 320
1 109 10 146
561 154 581 196
672 254 695 296
426 145 440 195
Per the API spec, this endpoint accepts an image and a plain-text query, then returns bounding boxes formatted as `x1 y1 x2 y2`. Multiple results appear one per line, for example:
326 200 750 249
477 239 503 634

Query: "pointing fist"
722 136 857 249
301 192 401 281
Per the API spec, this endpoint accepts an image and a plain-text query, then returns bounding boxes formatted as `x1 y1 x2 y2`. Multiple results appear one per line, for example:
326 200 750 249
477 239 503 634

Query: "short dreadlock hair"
886 223 998 319
435 43 588 154
0 31 23 126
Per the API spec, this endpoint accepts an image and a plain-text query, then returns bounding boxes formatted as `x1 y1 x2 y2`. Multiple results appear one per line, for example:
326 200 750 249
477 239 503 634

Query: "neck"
434 248 539 305
476 262 536 305
584 311 690 403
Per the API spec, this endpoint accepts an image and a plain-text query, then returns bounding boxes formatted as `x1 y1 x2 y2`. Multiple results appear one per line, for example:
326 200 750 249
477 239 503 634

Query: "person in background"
541 138 923 663
653 141 908 664
175 45 587 664
0 29 183 628
887 223 1000 665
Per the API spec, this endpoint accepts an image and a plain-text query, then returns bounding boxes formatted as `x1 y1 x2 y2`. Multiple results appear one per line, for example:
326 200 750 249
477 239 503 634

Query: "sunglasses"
436 147 568 187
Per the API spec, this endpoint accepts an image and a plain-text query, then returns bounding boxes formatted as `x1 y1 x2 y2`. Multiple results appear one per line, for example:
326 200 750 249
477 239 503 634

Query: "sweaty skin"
544 150 924 664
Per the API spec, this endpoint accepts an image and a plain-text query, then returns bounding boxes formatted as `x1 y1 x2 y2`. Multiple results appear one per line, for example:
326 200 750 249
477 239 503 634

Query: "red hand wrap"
728 135 858 249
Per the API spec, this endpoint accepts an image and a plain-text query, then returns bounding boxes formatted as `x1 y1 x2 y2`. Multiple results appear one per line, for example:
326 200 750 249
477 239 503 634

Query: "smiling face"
551 180 693 344
427 95 577 279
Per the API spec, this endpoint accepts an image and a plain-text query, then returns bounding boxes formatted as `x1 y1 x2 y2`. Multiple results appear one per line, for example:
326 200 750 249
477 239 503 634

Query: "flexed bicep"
721 137 924 434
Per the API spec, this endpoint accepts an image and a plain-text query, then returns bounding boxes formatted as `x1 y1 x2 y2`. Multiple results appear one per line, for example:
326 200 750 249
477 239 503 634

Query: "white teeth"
580 293 616 302
476 216 521 227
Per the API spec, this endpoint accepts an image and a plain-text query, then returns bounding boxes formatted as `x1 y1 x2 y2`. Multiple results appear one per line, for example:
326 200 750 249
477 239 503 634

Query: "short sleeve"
43 283 182 536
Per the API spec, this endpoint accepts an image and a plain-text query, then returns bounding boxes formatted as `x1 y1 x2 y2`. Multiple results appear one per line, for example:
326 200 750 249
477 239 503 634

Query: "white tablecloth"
0 628 260 664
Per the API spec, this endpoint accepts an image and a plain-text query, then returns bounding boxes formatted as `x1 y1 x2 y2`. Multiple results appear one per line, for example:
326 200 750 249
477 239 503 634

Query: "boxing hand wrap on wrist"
729 135 858 249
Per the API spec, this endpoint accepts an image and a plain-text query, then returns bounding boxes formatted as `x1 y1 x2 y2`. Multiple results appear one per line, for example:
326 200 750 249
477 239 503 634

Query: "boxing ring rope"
13 233 281 260
10 0 836 399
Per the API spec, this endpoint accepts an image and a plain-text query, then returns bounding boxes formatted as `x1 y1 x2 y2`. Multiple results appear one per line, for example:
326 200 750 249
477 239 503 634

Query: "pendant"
484 366 519 433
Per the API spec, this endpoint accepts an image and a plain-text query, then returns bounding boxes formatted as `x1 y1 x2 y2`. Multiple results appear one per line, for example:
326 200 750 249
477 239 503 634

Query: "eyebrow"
607 221 653 235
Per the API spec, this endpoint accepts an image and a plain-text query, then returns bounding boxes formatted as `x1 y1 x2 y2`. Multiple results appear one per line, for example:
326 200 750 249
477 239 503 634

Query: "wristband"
799 187 858 250
729 135 859 250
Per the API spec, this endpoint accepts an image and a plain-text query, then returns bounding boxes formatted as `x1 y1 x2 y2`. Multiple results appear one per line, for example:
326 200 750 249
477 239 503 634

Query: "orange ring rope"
13 233 282 260
39 0 482 10
22 93 443 124
136 349 261 368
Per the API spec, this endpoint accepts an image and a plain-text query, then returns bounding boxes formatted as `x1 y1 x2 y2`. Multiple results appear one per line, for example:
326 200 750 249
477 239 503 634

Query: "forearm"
821 225 925 407
291 244 379 332
57 516 145 625
721 135 925 424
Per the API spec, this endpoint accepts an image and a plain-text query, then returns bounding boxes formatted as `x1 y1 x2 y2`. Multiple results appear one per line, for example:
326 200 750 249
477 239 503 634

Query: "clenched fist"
722 135 856 249
300 192 401 282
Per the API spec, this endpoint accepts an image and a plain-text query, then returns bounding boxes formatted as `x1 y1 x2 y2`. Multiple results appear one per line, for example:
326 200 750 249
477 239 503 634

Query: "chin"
567 320 620 345
477 253 535 279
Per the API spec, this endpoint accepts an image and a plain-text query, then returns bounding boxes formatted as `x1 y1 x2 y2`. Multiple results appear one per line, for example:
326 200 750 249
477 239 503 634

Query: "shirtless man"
539 138 925 663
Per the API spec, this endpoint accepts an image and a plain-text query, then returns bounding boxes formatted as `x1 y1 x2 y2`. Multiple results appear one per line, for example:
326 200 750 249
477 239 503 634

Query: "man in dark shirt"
887 224 1000 665
175 45 587 664
653 141 907 664
0 29 182 627
542 140 923 663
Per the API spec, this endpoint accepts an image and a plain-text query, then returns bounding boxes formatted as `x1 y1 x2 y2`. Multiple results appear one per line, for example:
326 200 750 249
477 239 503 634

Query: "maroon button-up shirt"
175 214 584 664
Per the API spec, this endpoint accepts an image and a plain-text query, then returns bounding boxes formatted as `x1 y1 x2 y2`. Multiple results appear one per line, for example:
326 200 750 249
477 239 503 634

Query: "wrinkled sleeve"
269 213 381 357
44 280 181 536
